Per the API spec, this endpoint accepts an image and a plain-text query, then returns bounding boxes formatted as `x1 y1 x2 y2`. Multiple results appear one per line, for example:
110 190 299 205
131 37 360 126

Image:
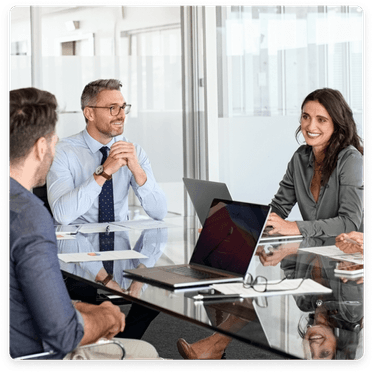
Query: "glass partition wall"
10 6 184 216
206 6 363 219
10 5 364 359
10 5 363 221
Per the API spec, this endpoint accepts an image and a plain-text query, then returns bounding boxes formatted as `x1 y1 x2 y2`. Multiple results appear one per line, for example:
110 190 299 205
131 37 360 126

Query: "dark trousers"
116 302 160 339
64 276 159 339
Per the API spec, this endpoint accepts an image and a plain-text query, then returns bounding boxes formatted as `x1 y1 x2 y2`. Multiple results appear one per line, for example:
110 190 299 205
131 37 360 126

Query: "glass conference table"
57 215 364 360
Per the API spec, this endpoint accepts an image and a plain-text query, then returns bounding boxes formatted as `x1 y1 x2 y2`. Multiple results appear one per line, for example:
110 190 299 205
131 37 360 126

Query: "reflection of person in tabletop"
58 228 167 339
177 235 363 360
280 247 363 360
58 228 167 294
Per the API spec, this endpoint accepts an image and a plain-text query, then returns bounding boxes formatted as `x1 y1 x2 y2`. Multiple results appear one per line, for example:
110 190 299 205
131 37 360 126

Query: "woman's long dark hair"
295 88 363 185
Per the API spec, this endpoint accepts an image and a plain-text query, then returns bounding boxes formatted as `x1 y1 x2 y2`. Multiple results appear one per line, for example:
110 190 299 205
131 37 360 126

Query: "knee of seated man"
115 338 159 359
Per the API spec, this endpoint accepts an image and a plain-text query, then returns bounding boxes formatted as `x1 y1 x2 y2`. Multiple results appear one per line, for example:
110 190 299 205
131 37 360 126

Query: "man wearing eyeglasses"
46 79 167 340
47 79 167 225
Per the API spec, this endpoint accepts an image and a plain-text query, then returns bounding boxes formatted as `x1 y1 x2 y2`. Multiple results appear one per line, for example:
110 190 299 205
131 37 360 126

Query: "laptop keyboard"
162 266 224 279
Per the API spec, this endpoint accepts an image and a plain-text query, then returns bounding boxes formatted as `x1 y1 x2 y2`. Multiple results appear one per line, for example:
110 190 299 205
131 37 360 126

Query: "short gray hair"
81 79 122 122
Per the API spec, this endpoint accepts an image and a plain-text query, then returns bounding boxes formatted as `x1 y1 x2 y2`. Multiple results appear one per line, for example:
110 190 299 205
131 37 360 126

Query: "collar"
83 128 123 154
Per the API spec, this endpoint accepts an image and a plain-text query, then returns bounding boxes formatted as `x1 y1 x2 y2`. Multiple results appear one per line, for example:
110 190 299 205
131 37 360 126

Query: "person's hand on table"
105 279 125 293
126 280 144 298
258 242 300 267
335 231 363 255
265 213 301 236
95 267 124 293
336 260 364 285
126 263 146 298
339 276 364 285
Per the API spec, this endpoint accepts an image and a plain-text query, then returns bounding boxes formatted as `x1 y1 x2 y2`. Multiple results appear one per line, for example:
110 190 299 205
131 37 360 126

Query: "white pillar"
30 6 43 88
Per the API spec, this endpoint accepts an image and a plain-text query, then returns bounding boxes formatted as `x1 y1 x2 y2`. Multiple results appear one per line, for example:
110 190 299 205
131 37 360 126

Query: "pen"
344 237 360 245
193 293 242 300
106 225 110 234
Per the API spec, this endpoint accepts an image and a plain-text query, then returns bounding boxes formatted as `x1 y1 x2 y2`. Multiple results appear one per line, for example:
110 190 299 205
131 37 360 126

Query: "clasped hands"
102 141 147 186
103 141 138 175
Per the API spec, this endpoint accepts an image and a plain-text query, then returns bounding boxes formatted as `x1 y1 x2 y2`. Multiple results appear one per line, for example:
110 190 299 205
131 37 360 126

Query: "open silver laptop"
183 177 301 242
183 177 232 225
124 199 271 288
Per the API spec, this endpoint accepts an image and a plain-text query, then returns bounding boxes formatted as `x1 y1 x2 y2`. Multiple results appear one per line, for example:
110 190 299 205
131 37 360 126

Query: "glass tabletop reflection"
57 223 363 360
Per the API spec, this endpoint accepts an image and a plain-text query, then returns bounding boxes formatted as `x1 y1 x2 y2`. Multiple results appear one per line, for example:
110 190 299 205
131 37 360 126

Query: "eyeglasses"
243 273 305 293
87 103 131 116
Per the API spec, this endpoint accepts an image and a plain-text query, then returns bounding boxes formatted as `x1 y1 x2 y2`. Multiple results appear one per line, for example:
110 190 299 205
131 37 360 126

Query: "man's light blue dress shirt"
47 129 167 225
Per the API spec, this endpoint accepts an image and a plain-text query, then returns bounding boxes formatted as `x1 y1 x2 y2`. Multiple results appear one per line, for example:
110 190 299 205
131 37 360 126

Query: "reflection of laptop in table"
259 227 303 242
183 177 232 225
124 199 271 288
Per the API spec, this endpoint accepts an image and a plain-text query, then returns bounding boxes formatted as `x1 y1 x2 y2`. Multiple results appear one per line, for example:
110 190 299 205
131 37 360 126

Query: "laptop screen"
190 199 270 276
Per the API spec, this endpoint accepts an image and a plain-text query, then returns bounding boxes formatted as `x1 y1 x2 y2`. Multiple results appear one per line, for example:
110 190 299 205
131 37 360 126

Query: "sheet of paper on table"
55 224 81 235
112 219 178 230
56 235 76 240
211 279 332 298
77 222 130 234
298 245 363 265
58 250 147 263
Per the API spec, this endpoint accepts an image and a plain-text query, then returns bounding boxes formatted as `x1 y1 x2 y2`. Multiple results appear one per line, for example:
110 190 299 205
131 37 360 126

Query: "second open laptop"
183 177 232 225
124 198 271 288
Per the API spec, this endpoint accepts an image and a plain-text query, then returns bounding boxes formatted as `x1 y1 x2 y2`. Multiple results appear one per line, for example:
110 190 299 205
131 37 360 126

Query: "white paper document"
299 245 363 264
56 235 76 240
58 250 147 263
112 219 177 230
77 223 130 234
211 279 332 298
55 225 81 235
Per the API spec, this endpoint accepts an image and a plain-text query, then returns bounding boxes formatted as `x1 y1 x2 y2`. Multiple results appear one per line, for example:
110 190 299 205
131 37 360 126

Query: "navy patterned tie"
99 146 114 274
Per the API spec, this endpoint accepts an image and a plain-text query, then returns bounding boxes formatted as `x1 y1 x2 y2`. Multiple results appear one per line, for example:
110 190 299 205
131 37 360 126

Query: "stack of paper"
211 279 332 298
299 245 363 265
112 219 177 230
55 219 177 236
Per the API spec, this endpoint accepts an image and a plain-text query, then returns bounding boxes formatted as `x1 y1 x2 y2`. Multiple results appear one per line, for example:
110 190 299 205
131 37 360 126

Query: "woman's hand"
335 231 363 255
339 276 364 285
258 242 300 267
265 212 301 236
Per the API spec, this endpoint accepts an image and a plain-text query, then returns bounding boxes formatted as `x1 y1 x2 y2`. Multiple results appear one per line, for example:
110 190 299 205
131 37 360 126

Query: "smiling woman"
266 88 364 238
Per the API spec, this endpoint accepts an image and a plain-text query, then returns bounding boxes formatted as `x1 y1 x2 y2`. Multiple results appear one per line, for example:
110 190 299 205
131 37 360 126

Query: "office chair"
15 339 126 360
32 184 53 216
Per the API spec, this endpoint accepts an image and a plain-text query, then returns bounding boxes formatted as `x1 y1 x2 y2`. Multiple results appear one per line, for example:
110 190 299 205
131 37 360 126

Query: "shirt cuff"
88 174 104 194
296 220 319 237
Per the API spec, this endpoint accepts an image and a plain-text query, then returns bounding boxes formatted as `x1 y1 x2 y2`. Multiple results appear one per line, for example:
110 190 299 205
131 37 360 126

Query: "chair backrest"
32 184 52 216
